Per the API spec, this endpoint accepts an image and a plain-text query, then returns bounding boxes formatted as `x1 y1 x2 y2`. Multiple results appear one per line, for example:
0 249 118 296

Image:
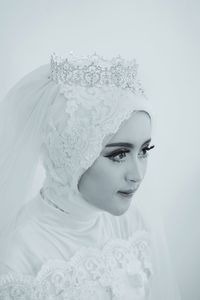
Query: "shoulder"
0 219 42 275
0 196 47 275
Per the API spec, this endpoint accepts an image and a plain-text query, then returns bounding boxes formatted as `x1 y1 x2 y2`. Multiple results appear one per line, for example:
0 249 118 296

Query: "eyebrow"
105 139 151 149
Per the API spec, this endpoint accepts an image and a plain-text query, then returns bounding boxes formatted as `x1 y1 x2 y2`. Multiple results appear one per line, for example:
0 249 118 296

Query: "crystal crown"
49 52 144 94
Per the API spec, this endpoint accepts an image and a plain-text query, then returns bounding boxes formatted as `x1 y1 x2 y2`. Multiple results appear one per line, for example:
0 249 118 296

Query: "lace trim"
0 231 153 300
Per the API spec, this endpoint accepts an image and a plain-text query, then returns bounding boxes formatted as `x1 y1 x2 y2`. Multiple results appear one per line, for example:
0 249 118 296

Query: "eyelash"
106 145 155 163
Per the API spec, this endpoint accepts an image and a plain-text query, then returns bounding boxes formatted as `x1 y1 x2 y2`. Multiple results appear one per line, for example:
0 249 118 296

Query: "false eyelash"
145 145 155 151
140 145 155 155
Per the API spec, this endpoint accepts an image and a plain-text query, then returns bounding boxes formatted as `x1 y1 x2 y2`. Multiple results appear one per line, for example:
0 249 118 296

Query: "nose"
125 156 145 184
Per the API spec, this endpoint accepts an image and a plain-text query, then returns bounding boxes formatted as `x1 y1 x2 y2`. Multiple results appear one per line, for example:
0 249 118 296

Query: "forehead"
106 111 151 146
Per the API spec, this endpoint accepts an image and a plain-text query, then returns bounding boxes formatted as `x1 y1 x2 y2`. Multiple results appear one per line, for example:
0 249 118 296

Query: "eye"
139 145 155 158
105 149 130 163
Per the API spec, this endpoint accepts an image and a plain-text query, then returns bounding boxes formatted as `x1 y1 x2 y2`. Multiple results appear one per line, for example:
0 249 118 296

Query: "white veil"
0 64 59 234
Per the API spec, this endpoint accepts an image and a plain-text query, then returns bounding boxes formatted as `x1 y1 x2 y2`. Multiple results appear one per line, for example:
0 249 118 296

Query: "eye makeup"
105 148 130 159
104 144 155 163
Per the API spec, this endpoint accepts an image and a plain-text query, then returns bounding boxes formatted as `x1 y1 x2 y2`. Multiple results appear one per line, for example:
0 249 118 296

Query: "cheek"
79 158 119 195
90 159 116 190
142 158 148 174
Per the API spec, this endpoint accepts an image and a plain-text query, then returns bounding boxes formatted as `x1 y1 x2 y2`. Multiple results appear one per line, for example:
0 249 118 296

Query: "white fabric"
0 55 181 299
0 192 153 300
0 64 57 233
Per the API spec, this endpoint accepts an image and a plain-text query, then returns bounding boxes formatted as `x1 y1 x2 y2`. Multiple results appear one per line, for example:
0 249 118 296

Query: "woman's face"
78 111 152 216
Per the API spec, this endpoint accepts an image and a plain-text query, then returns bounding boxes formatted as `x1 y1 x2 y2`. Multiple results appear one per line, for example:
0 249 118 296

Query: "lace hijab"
0 54 181 299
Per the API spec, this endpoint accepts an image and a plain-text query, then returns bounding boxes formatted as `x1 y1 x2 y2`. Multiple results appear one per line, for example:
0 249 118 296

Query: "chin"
108 206 130 216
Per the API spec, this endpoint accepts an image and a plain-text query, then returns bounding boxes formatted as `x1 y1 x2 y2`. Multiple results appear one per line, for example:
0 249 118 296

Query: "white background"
0 1 199 299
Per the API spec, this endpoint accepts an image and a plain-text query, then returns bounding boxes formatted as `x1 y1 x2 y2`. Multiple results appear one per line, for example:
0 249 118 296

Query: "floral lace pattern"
0 231 153 300
41 84 149 199
49 53 145 95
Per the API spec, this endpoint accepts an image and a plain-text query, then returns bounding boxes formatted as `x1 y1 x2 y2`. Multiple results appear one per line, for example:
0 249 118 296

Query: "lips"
117 190 134 199
117 191 134 199
117 186 139 198
118 189 136 195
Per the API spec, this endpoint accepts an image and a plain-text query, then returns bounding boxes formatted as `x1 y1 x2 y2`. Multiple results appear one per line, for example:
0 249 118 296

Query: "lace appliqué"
0 231 153 300
41 85 148 199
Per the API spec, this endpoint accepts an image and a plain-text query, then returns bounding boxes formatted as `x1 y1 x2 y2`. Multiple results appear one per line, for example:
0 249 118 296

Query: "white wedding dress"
0 191 153 300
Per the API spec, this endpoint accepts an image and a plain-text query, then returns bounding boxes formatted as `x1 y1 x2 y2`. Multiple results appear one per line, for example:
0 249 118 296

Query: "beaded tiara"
49 52 145 95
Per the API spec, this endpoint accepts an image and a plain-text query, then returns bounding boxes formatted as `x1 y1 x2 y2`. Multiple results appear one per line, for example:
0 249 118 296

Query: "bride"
0 53 181 299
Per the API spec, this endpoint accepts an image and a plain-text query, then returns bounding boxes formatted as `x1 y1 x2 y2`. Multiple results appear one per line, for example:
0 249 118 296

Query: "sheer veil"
0 64 58 234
